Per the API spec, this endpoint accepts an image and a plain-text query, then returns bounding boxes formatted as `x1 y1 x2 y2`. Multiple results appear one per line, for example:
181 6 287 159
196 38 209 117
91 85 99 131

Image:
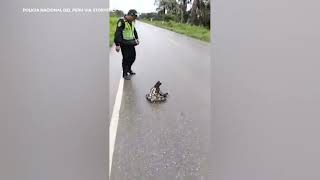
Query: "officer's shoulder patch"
117 18 125 27
117 21 122 27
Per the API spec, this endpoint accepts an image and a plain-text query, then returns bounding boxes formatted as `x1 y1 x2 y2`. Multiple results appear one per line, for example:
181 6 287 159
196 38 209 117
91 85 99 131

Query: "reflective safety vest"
123 21 135 40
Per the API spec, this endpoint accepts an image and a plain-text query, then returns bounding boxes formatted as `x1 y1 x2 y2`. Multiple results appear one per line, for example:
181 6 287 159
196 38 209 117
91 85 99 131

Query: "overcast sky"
109 0 157 14
110 0 193 14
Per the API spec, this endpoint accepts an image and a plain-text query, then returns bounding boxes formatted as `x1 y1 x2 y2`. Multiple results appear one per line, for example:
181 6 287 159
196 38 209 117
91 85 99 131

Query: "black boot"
123 72 131 80
128 70 136 75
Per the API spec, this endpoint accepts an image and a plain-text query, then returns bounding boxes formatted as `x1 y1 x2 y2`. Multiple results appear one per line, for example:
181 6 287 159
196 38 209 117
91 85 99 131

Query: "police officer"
114 9 139 80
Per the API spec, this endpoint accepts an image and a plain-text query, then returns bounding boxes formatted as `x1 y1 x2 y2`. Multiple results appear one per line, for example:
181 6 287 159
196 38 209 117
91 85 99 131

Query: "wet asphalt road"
109 21 210 180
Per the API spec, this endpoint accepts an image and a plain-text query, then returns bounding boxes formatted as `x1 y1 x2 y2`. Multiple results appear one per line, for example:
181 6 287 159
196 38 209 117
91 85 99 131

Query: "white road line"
109 76 124 178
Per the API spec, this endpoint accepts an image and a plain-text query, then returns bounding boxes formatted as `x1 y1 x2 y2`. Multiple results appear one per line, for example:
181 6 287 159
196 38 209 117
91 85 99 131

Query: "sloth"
146 81 169 103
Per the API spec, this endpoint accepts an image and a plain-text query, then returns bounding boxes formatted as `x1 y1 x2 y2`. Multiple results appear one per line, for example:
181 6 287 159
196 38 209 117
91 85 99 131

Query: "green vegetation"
141 19 210 42
138 0 210 42
110 10 124 17
109 16 118 47
142 0 210 28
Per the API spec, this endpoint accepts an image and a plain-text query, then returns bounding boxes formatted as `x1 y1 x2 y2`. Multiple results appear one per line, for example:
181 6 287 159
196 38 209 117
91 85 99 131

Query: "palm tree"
177 0 191 23
155 0 178 15
190 0 200 25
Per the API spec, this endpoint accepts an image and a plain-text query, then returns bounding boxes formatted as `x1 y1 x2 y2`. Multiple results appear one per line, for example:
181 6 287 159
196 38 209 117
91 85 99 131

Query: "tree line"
110 9 125 17
110 0 210 28
144 0 210 28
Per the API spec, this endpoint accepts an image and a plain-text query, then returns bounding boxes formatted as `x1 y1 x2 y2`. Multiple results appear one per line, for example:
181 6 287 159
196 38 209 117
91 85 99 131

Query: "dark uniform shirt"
114 17 138 46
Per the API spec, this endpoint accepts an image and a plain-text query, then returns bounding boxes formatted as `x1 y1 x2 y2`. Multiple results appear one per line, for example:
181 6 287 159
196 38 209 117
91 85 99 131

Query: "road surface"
109 21 210 180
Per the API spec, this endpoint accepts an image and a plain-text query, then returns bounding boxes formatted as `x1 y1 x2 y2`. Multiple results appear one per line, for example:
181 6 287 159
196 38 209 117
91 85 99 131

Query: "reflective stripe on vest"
123 21 135 40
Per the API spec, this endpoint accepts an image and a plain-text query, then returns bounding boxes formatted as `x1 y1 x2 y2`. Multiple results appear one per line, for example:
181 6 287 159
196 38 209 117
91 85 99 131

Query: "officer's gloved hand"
115 46 120 52
135 39 139 45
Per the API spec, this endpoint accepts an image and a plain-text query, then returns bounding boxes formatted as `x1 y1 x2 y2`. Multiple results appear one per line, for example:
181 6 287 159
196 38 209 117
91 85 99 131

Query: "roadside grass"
109 16 118 47
140 19 210 42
